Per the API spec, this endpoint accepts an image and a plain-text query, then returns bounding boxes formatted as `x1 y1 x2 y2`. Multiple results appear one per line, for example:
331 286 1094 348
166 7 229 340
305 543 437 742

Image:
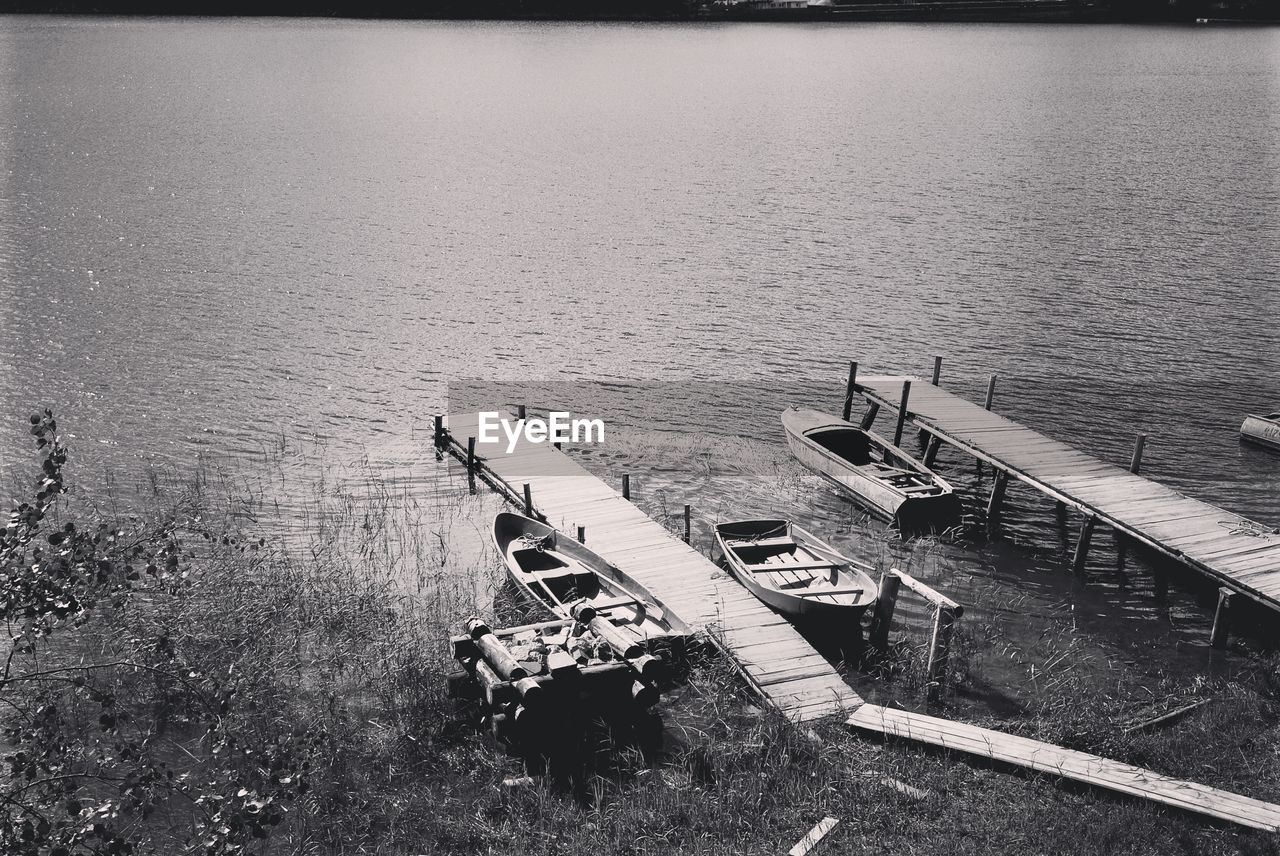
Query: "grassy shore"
3 421 1279 855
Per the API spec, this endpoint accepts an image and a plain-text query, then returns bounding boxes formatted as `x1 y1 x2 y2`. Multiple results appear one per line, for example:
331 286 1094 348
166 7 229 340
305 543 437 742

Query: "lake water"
3 16 1279 711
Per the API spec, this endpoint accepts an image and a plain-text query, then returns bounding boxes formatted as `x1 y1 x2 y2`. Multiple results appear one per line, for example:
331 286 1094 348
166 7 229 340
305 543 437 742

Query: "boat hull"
1241 415 1280 452
492 513 690 641
715 519 877 623
782 409 962 531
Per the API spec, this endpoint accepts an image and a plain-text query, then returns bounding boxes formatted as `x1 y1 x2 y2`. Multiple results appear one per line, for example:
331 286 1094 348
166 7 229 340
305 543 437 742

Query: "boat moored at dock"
782 407 963 530
1241 412 1280 452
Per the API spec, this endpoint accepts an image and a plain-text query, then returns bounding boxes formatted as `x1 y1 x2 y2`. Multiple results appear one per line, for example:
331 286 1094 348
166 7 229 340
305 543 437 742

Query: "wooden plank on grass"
788 817 839 856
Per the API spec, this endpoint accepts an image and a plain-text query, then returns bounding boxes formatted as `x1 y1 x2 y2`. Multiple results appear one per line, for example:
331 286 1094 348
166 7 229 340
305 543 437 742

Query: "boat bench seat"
746 562 838 573
591 595 640 612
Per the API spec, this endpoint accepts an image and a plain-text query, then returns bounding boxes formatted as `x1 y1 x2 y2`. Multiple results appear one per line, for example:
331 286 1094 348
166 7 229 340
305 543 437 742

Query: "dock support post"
523 483 533 517
986 471 1009 535
466 437 476 491
1072 515 1096 576
1129 432 1148 474
1210 588 1234 649
893 380 912 448
859 403 880 430
918 356 942 445
622 474 631 500
984 375 997 411
925 605 957 705
923 436 942 467
842 361 859 422
868 572 901 652
517 404 527 421
577 525 586 544
683 505 692 544
434 414 443 449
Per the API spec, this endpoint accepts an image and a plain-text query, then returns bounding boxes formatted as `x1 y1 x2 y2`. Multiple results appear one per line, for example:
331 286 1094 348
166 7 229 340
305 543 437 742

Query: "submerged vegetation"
3 412 1279 854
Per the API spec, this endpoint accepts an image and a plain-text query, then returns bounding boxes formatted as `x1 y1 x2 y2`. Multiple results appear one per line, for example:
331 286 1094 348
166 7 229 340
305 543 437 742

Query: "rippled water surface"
3 17 1279 710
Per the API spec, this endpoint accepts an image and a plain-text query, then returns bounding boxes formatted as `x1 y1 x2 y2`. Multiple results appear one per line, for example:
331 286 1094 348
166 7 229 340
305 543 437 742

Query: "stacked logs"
448 607 676 775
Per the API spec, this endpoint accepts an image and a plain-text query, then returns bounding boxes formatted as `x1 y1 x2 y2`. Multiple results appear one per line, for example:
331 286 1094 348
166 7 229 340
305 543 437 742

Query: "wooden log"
1130 432 1148 475
986 470 1009 535
474 657 518 706
631 680 659 709
446 669 479 700
925 605 957 705
923 436 942 467
468 618 529 680
984 374 997 410
868 572 902 651
684 504 692 544
893 380 912 448
859 402 880 430
628 653 667 683
622 473 631 500
1071 515 1096 576
590 617 644 659
1211 587 1234 649
513 676 544 706
523 483 533 517
842 361 859 422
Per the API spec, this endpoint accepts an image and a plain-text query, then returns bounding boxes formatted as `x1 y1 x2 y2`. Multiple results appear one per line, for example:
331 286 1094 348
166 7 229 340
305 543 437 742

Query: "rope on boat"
1218 520 1276 539
515 533 551 551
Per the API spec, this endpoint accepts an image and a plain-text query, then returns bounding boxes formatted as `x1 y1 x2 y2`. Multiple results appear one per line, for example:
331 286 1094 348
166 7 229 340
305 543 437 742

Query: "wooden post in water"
860 403 880 430
842 361 859 422
577 525 585 544
1210 587 1234 649
923 436 942 467
893 380 912 448
918 356 942 445
984 375 998 411
622 474 631 500
517 404 527 421
434 414 443 449
986 471 1009 535
466 436 476 491
926 605 958 705
1072 514 1096 576
1129 432 1148 475
683 504 692 544
523 483 533 517
868 571 902 652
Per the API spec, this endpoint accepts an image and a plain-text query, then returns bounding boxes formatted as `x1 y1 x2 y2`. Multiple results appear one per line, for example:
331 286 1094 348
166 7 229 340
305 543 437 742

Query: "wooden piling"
842 361 859 422
931 355 942 386
467 436 476 490
577 525 585 543
923 436 942 467
517 404 527 421
622 474 631 500
986 470 1009 535
926 605 958 704
1072 514 1096 576
984 375 997 410
868 572 901 651
893 380 912 447
859 403 880 430
523 483 533 517
433 414 443 448
684 504 692 544
1211 587 1234 649
1130 432 1148 475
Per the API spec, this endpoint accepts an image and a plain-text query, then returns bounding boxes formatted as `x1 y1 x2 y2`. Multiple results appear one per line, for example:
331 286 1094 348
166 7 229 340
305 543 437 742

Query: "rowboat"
715 519 877 621
782 407 962 530
492 512 691 642
1241 412 1280 452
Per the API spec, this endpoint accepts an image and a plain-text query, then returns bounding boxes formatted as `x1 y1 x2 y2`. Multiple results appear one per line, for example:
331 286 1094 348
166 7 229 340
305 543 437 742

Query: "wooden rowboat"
492 512 691 642
1241 412 1280 452
782 407 962 531
715 519 877 621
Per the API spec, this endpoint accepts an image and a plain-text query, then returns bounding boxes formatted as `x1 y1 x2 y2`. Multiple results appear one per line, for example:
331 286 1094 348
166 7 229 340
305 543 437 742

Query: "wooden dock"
847 704 1280 832
440 412 863 723
853 375 1280 621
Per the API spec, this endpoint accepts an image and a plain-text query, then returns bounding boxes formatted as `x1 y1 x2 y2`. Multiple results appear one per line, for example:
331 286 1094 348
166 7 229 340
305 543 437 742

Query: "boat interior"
512 547 601 601
805 427 939 493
